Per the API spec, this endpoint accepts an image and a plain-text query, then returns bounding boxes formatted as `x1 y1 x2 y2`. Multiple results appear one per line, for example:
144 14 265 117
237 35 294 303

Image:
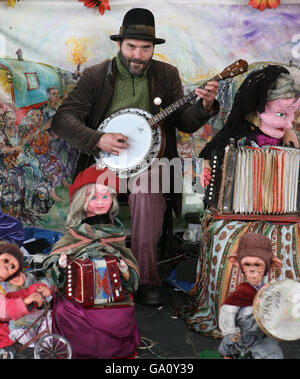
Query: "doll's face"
86 184 113 217
258 98 300 139
240 256 266 286
0 253 19 281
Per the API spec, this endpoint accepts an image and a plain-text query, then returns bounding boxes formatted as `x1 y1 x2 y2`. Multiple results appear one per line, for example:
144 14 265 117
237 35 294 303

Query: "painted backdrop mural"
0 0 300 231
0 56 78 228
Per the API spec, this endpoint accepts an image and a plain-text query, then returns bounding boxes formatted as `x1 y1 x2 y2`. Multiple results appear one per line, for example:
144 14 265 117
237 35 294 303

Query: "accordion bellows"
207 144 300 215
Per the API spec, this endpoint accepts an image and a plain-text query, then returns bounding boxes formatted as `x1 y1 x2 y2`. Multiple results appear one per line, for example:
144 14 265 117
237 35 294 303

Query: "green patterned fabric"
180 214 300 336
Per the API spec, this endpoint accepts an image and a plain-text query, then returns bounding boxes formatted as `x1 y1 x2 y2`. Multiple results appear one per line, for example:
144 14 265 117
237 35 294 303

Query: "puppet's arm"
219 304 241 341
5 283 49 300
200 160 212 187
118 259 130 281
0 293 28 321
5 283 51 319
283 128 299 148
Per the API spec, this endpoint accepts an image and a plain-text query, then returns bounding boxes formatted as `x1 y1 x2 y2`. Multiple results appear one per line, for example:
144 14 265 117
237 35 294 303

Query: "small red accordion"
65 255 124 307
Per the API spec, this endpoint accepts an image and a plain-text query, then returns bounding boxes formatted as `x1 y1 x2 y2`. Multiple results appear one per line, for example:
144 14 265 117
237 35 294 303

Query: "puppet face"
86 184 113 217
240 256 266 286
0 253 19 282
258 98 300 139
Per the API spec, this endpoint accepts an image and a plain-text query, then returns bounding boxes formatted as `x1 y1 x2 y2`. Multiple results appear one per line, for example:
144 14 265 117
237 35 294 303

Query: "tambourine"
253 278 300 341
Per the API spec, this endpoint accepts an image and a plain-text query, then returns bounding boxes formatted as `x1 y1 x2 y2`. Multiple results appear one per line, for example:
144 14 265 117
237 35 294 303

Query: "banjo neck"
148 77 216 128
148 59 248 128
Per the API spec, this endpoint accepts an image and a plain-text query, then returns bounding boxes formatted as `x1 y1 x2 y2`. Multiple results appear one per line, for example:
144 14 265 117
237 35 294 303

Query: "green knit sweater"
106 53 151 117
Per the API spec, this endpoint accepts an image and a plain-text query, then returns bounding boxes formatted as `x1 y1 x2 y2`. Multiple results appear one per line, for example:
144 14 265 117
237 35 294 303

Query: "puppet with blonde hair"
43 165 140 359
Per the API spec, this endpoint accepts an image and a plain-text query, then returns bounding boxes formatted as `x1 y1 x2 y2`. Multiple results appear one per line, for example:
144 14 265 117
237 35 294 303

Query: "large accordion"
206 143 300 215
65 255 124 307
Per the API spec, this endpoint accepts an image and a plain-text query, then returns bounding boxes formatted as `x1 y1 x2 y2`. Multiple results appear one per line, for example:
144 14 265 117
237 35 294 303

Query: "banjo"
94 59 248 178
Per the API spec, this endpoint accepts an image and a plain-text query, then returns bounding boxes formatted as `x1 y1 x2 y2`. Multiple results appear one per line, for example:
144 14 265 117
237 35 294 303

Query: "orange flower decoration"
248 0 280 11
79 0 110 15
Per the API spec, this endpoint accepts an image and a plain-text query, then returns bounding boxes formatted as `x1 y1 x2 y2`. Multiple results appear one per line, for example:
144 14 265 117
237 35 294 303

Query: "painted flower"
248 0 280 11
7 0 17 7
78 0 110 15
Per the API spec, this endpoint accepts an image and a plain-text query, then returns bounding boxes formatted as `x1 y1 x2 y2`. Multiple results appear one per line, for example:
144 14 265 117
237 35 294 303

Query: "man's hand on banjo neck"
195 80 219 113
97 133 129 155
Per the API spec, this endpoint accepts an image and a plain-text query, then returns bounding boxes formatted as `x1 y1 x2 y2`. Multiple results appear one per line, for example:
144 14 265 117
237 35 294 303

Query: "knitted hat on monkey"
236 233 274 275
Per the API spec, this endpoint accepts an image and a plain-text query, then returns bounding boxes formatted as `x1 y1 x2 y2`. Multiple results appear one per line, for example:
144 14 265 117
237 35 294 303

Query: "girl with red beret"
43 165 140 359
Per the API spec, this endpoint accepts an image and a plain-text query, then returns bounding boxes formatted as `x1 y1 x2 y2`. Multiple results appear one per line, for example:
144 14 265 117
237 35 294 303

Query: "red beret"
69 165 119 202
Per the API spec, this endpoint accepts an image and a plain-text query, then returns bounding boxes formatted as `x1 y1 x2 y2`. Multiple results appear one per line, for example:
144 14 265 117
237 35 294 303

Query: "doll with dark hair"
200 65 300 186
43 165 140 359
0 242 50 358
180 65 300 337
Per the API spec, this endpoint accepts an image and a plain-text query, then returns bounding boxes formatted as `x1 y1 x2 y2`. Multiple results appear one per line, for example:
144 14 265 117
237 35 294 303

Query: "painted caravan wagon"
0 56 76 121
0 56 78 224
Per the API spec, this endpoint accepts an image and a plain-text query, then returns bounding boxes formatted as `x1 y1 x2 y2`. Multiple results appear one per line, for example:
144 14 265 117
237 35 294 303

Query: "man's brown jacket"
51 57 219 216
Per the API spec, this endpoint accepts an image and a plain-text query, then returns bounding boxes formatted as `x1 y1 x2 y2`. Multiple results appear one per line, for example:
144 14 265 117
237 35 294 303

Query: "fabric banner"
0 0 300 230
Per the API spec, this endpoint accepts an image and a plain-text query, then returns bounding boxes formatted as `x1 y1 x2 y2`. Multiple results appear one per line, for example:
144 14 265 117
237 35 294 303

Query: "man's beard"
119 50 152 77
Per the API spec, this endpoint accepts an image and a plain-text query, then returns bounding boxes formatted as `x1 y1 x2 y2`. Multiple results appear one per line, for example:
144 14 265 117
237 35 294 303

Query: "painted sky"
0 1 299 83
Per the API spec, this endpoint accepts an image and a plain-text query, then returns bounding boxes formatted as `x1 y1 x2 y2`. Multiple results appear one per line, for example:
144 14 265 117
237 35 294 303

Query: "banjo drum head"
253 278 300 341
95 108 163 178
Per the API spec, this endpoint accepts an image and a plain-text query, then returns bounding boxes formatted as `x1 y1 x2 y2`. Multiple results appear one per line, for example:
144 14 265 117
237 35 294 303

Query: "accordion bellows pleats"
207 145 300 215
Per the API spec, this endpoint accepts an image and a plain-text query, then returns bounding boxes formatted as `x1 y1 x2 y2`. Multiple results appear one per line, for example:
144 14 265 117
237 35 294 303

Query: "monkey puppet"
0 242 51 358
218 232 284 359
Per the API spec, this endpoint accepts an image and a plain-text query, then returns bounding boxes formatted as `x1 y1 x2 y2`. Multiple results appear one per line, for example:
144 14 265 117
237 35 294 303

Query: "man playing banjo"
50 8 219 306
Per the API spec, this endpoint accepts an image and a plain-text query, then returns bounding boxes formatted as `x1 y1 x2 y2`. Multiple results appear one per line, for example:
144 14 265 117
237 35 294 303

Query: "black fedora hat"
110 8 165 45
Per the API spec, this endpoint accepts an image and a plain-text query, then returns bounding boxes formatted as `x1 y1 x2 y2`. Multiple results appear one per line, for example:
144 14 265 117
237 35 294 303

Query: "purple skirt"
53 298 140 359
